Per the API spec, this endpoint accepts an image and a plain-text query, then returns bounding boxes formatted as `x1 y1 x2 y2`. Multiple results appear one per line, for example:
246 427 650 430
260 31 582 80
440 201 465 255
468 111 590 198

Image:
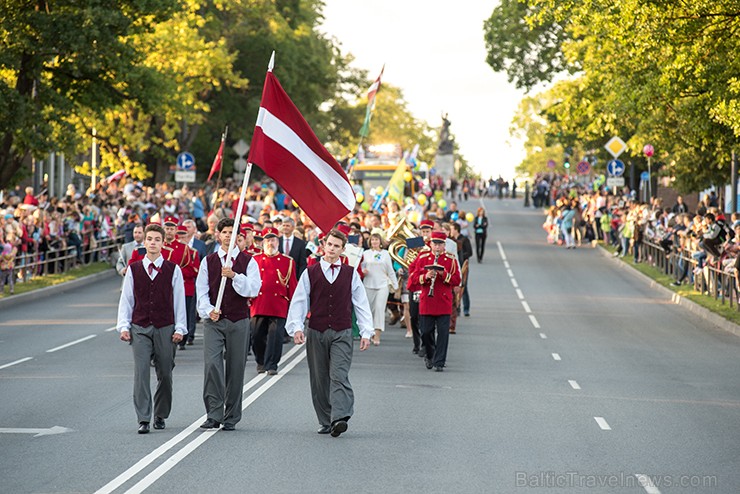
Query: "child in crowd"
0 232 18 294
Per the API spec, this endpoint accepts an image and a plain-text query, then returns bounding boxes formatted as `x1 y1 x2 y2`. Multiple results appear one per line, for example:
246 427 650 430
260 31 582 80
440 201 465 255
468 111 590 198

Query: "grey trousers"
203 317 249 425
131 324 176 424
306 327 354 427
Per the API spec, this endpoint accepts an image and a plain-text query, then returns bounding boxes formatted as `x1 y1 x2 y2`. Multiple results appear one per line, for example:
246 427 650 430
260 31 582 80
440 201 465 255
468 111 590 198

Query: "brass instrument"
428 253 441 297
387 217 420 269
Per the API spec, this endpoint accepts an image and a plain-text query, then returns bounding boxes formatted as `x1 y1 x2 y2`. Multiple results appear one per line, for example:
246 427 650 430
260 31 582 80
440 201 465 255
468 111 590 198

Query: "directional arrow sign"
0 426 73 437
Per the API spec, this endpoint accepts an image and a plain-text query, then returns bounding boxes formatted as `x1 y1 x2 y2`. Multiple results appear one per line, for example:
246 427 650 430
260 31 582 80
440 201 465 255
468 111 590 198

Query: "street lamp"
643 144 654 201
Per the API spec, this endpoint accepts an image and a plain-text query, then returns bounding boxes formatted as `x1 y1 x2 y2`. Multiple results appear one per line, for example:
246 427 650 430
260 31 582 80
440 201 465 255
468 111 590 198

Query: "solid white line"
539 333 547 339
46 335 97 353
515 289 524 300
528 315 540 329
510 278 519 288
497 241 507 261
104 326 117 332
124 349 308 494
94 343 304 494
503 261 510 268
506 269 514 278
568 380 581 390
594 417 611 430
521 301 532 313
0 357 33 370
551 353 561 361
635 474 662 494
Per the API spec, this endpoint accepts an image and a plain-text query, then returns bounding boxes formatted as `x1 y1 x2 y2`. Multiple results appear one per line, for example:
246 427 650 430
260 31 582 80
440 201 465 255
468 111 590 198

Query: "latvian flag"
248 70 355 234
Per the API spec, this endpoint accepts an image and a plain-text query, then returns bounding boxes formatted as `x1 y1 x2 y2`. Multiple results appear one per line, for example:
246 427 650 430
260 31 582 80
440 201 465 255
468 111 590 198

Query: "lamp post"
643 144 654 202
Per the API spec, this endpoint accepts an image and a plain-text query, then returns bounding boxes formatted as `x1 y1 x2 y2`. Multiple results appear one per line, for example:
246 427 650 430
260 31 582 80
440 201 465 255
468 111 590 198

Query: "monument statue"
438 113 454 155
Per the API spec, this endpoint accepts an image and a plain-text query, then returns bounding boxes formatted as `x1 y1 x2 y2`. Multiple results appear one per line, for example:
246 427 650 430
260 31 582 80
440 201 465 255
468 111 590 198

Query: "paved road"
2 197 739 493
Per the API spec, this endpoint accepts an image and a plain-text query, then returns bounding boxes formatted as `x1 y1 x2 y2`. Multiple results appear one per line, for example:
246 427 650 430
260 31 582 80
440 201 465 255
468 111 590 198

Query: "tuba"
387 217 420 269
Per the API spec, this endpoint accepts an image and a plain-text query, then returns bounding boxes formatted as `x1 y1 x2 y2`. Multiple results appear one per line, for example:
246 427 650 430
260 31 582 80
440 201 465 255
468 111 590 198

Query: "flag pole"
212 47 275 312
215 125 228 191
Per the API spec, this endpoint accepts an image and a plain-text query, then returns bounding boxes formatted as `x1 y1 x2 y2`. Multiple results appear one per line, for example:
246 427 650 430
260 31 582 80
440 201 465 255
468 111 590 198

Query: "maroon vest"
206 250 252 322
131 260 176 329
308 263 352 332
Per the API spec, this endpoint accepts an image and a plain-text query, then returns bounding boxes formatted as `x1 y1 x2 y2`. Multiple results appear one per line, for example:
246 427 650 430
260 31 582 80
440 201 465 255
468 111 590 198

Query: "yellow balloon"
403 171 413 182
292 199 299 208
355 192 364 203
466 212 474 222
438 199 447 209
375 186 384 196
409 211 420 224
417 194 427 205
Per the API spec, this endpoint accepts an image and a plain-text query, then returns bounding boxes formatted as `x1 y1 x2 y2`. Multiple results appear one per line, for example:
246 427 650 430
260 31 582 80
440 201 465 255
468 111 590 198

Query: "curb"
597 246 740 338
0 268 118 311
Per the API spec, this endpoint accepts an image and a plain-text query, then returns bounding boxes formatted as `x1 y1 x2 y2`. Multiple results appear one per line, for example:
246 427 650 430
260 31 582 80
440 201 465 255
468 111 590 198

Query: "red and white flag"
248 70 355 233
207 134 226 181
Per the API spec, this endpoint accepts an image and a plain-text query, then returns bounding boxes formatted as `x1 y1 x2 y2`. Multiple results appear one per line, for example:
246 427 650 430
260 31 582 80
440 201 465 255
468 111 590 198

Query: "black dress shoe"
317 425 331 434
433 366 444 372
412 348 419 354
178 344 186 350
153 417 165 429
138 422 150 434
186 340 194 346
200 418 221 429
424 358 433 370
222 423 235 431
330 420 348 438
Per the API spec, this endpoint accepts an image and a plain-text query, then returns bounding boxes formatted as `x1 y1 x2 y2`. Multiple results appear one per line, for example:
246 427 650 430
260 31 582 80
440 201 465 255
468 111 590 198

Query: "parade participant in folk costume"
250 227 297 375
116 224 187 434
196 218 262 431
175 224 201 347
286 228 373 437
406 219 434 354
408 231 461 372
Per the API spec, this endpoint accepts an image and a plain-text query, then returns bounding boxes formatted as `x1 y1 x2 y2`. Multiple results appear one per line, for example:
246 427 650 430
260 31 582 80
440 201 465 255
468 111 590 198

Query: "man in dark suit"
279 217 308 278
181 219 207 260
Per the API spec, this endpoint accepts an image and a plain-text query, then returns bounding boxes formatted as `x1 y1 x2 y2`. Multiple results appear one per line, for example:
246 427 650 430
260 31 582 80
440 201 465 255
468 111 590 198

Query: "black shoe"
424 358 433 370
222 423 235 431
200 418 221 429
412 348 419 354
671 281 681 286
178 344 186 350
256 365 265 374
153 417 165 429
330 420 348 438
266 369 278 376
138 422 150 434
433 366 444 372
187 340 194 346
317 425 331 434
464 312 470 317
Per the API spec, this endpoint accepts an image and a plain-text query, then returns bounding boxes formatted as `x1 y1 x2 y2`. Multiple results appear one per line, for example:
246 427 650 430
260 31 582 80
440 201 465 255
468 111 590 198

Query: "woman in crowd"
473 207 488 262
361 232 398 346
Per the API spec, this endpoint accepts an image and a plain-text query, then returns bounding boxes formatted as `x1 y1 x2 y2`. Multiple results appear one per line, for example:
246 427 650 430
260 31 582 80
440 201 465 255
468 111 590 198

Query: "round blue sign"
606 159 625 177
176 152 195 170
640 171 650 181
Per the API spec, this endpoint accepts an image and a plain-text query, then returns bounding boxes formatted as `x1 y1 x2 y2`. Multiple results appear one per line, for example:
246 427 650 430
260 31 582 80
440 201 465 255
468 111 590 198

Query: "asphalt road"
1 196 739 493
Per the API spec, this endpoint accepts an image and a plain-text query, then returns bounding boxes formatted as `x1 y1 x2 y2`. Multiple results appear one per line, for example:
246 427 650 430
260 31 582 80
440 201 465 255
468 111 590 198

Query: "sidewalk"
0 269 117 311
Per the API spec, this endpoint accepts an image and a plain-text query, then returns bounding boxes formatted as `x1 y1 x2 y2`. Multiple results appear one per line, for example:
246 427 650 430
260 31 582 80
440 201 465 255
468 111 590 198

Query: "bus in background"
350 143 403 197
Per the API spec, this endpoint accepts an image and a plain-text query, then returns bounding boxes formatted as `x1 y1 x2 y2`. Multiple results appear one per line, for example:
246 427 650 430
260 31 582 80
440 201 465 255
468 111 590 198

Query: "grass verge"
602 243 740 326
0 262 113 299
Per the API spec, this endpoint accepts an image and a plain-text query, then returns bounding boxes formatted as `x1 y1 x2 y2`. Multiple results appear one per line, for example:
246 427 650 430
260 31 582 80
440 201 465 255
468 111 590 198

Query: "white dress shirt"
285 259 374 339
116 255 188 335
282 235 294 254
195 246 262 319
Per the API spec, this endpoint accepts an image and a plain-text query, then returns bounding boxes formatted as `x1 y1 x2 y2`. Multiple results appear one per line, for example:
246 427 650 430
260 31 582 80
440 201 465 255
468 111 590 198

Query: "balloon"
361 202 370 211
403 171 413 182
417 194 427 205
438 199 447 209
355 193 364 203
375 186 384 196
409 211 420 224
466 212 474 222
451 212 459 221
292 200 299 208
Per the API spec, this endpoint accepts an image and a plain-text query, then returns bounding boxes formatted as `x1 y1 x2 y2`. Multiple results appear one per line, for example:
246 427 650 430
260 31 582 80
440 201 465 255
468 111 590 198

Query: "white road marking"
594 417 611 430
46 335 97 353
568 380 581 390
0 357 33 370
506 269 514 277
503 261 510 268
528 315 540 328
122 349 308 494
94 343 304 494
521 301 532 313
635 474 662 494
104 326 117 332
552 353 561 361
539 333 547 339
0 425 72 437
497 241 507 261
510 278 519 288
515 289 524 300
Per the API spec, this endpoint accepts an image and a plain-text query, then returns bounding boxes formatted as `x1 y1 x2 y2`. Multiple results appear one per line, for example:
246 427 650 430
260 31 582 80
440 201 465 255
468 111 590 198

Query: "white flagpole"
213 50 275 312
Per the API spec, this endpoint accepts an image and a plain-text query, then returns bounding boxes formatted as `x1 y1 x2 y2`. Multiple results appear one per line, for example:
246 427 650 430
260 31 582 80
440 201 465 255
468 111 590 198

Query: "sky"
319 0 527 180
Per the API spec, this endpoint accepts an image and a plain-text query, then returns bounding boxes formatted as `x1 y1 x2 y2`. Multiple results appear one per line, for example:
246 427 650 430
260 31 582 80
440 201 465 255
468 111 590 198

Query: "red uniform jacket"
408 250 461 315
250 252 297 318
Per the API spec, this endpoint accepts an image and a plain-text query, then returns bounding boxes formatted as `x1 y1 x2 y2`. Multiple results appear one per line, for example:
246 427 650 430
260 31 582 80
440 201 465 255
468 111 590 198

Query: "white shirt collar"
143 255 163 268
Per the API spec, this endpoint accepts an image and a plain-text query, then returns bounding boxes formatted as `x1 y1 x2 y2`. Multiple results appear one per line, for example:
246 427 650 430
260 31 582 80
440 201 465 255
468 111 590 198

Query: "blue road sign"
640 171 650 181
176 152 195 170
606 159 625 177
